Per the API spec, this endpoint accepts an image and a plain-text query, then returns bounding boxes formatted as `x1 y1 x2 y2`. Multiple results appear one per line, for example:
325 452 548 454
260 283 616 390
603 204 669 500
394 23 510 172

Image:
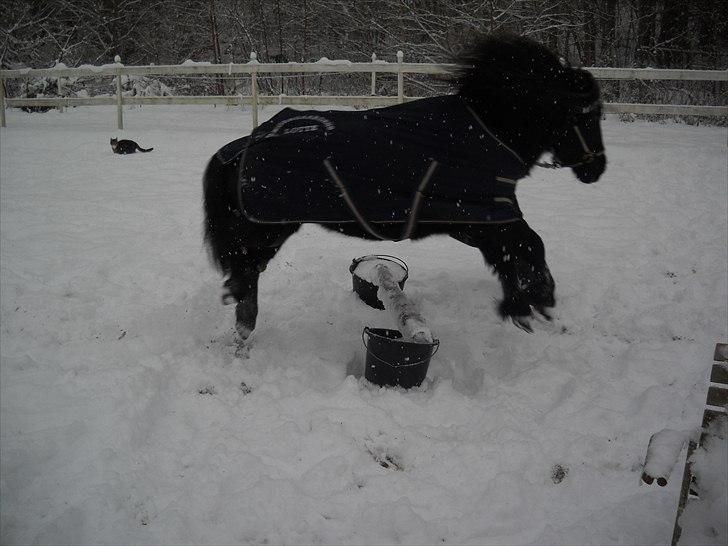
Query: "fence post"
397 50 404 103
371 53 377 95
57 75 64 113
0 77 5 128
250 51 259 129
115 55 123 130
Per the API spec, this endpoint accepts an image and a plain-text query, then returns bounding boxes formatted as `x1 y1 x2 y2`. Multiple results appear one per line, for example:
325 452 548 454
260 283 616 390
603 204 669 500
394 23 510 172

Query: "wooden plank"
5 96 725 117
702 408 726 428
603 102 728 117
2 64 723 81
671 342 728 545
123 95 242 106
5 97 116 106
0 62 455 79
706 386 728 407
710 363 728 384
587 67 727 81
256 95 400 107
0 66 121 78
671 440 698 546
715 343 728 362
4 95 395 108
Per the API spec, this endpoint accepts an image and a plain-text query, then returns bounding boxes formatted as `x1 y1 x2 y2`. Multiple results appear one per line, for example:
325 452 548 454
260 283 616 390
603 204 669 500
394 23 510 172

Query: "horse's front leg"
452 220 555 331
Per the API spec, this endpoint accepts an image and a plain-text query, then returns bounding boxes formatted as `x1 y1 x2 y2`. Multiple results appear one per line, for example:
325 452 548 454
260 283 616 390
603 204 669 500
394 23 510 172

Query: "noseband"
536 99 605 170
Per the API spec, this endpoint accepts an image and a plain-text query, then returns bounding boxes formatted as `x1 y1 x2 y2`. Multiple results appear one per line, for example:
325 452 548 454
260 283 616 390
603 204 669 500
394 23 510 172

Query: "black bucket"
350 255 408 310
362 327 439 388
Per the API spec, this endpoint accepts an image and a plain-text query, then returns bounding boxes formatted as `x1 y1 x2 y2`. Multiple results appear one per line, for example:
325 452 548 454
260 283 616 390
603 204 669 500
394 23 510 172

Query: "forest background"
1 1 726 108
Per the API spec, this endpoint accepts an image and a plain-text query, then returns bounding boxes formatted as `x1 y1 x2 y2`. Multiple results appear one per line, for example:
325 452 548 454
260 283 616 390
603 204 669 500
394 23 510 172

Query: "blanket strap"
323 159 439 241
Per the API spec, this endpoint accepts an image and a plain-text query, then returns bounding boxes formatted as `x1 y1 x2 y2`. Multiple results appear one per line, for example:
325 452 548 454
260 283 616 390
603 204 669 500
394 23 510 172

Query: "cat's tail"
137 146 154 152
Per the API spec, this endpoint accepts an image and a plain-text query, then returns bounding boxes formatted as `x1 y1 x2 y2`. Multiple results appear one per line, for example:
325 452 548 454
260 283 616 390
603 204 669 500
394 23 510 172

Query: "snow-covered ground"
1 104 726 545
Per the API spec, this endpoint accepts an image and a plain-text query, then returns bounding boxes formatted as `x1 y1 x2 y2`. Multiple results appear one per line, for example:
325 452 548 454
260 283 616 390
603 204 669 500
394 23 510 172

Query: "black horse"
203 34 606 340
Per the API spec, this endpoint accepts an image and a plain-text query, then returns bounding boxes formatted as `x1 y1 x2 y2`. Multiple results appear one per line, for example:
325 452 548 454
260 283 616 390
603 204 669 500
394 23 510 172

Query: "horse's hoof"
232 326 253 358
534 306 553 321
498 297 531 319
511 316 534 334
235 323 254 341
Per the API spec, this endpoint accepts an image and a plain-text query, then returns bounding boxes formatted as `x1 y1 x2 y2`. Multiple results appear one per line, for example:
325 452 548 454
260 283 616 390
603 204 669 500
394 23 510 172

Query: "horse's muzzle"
572 155 606 184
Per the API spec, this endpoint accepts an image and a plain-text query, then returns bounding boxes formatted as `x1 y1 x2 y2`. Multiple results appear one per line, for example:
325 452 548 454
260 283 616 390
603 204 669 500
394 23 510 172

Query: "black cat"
110 138 153 154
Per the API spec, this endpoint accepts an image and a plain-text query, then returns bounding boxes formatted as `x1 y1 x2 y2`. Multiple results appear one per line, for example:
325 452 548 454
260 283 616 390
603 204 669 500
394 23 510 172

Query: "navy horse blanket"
217 95 528 226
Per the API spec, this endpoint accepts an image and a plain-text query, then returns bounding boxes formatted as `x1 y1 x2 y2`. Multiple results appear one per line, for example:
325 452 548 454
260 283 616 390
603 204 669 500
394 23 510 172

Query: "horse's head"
548 68 606 184
452 33 607 184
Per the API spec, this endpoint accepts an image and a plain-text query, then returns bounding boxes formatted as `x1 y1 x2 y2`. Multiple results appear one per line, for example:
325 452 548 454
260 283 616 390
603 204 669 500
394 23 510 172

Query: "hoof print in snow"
198 385 216 395
234 342 251 359
377 455 402 471
240 381 252 394
551 464 568 484
366 446 403 471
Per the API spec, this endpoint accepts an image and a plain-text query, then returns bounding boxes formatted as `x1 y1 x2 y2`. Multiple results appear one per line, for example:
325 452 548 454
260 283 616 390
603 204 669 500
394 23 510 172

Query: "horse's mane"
453 33 599 111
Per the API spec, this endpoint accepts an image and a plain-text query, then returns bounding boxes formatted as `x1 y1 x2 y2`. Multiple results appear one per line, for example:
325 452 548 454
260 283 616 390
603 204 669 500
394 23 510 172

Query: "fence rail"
1 55 726 128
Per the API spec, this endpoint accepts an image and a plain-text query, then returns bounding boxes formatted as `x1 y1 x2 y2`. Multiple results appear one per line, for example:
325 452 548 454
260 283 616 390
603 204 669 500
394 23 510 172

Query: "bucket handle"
362 327 440 368
349 255 409 282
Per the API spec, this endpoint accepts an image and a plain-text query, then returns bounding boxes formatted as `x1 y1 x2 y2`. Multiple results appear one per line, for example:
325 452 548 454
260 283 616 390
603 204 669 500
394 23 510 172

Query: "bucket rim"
362 326 440 368
349 255 409 282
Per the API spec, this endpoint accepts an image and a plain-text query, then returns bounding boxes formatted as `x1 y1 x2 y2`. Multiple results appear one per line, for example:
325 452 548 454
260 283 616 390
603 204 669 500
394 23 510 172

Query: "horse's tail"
202 153 243 275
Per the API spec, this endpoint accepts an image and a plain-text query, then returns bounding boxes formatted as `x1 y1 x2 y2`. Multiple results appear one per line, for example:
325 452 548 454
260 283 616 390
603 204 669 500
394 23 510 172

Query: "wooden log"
373 263 432 344
641 429 688 486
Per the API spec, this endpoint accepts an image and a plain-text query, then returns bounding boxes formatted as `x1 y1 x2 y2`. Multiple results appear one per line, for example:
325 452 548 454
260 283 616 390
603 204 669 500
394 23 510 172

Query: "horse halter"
536 99 605 170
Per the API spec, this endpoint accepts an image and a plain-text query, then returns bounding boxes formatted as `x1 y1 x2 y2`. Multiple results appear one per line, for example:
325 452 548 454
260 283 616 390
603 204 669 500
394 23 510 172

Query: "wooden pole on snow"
374 263 432 344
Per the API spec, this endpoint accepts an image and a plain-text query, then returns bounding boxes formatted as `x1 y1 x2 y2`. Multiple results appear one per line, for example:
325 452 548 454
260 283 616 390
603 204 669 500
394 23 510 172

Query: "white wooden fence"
1 51 726 128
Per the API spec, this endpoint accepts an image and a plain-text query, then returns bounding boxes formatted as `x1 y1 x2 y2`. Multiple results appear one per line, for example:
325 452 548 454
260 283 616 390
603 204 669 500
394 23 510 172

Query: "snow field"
0 104 726 544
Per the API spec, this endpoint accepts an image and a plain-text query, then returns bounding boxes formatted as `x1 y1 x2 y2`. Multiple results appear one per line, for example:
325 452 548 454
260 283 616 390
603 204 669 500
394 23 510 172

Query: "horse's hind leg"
222 236 291 340
452 220 555 330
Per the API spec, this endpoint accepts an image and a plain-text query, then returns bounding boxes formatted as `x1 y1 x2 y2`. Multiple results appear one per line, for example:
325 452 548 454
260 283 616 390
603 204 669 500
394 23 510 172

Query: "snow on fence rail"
1 52 726 129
